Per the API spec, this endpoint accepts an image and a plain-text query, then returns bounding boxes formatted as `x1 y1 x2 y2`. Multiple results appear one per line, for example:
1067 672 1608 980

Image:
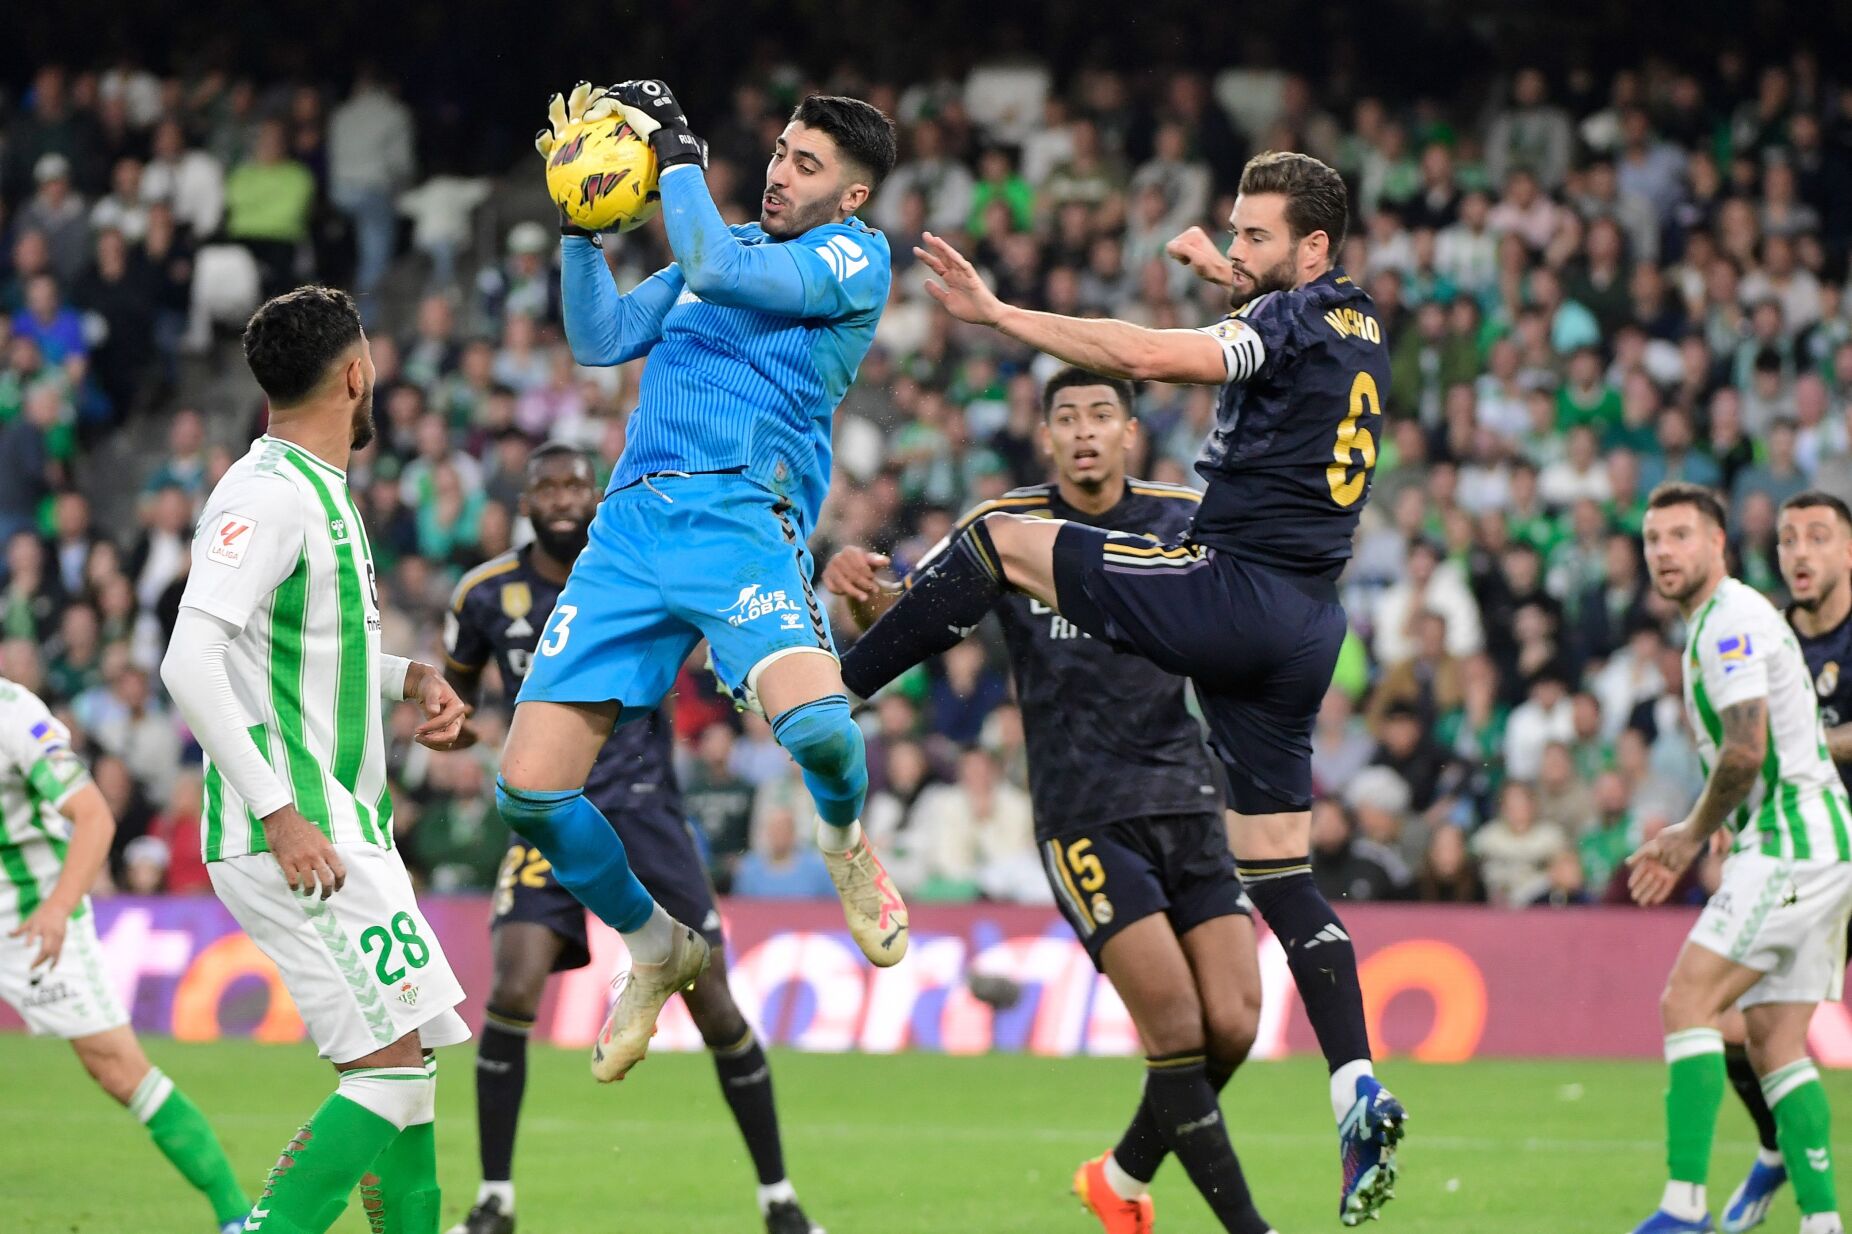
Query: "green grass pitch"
6 1034 1851 1232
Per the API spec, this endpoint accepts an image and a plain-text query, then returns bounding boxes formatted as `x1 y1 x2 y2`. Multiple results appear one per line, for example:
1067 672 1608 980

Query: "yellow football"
544 115 661 233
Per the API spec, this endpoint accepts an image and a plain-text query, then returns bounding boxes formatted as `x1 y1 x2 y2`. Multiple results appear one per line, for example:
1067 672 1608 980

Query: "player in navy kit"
445 445 820 1234
838 151 1404 1224
825 368 1266 1234
1718 489 1852 1233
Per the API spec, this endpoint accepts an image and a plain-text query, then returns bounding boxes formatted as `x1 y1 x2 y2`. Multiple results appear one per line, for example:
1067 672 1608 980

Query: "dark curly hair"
791 95 897 189
242 285 363 407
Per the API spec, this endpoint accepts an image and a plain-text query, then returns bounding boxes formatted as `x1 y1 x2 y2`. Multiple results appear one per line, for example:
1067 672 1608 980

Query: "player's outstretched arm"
916 232 1228 385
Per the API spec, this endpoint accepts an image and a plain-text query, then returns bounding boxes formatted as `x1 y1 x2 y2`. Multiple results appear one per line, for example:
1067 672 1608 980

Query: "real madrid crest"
501 581 535 638
1091 894 1114 925
1819 661 1839 698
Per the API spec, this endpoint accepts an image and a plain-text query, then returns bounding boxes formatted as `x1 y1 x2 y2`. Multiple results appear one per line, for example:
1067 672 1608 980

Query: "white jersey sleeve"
1694 596 1776 714
0 686 90 811
178 470 306 631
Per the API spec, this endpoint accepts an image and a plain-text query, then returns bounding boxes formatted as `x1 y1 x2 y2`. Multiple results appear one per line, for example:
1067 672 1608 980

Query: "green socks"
1764 1058 1839 1216
247 1067 426 1234
369 1056 441 1234
370 1122 440 1233
129 1068 251 1226
1665 1028 1726 1187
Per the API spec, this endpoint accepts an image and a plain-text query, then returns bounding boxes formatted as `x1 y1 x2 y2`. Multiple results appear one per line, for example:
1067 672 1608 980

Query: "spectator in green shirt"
223 119 315 297
967 146 1034 236
1576 771 1637 892
1556 346 1622 432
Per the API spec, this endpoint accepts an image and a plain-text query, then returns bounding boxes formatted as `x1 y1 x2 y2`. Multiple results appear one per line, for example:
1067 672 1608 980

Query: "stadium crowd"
2 47 1851 911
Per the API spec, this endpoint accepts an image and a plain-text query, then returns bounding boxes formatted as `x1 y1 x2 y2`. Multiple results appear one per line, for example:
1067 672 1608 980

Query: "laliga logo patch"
578 168 632 209
548 131 588 169
207 513 257 569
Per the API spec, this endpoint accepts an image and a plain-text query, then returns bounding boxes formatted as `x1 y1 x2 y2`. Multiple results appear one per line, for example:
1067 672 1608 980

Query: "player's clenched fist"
262 805 347 899
1165 226 1235 288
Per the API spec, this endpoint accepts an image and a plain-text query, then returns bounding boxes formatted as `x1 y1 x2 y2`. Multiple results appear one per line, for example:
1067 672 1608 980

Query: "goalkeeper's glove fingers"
536 81 621 159
537 82 624 242
601 79 706 171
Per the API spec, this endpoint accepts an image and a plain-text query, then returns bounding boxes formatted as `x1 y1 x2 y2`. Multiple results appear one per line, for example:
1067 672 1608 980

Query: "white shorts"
1689 851 1852 1007
210 843 471 1064
0 903 129 1039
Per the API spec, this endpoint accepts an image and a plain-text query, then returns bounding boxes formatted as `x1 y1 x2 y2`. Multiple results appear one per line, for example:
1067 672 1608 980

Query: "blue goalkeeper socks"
772 696 868 827
494 779 656 932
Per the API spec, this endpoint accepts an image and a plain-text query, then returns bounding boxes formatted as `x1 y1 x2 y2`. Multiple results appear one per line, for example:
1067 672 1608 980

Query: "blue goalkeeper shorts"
518 471 835 717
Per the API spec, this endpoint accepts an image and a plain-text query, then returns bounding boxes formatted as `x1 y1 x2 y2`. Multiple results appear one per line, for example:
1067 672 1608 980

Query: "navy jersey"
1791 606 1852 793
445 548 683 817
1189 267 1392 580
946 481 1223 840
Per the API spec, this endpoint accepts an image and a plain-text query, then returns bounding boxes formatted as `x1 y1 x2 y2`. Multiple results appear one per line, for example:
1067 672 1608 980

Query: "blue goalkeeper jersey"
562 165 891 531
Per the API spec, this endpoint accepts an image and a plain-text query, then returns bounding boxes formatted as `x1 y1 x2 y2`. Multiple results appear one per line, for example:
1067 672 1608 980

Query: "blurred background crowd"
3 4 1852 913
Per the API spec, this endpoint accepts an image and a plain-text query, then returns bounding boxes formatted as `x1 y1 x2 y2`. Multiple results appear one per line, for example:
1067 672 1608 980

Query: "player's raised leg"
753 649 906 965
449 920 564 1234
497 698 709 1081
71 1025 251 1233
1088 914 1272 1234
1744 1001 1844 1234
1719 1005 1788 1233
682 951 823 1234
837 512 1058 699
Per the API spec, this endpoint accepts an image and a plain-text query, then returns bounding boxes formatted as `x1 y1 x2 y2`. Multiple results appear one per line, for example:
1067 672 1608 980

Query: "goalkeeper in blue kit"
498 81 902 1082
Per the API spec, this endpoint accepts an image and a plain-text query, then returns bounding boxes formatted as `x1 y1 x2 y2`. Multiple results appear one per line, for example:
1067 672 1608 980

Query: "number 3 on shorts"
539 604 577 656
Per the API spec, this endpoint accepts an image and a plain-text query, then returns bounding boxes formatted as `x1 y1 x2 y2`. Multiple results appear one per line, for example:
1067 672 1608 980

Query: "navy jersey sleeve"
1245 291 1310 371
443 577 493 674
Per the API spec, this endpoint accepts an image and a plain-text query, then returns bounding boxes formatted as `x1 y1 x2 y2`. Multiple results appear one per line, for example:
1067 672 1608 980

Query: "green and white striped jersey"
178 435 394 861
0 678 92 928
1684 576 1852 862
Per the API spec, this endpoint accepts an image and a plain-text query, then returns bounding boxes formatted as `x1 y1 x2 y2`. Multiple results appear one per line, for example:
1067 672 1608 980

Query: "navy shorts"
492 802 724 971
1052 524 1347 814
1041 813 1253 970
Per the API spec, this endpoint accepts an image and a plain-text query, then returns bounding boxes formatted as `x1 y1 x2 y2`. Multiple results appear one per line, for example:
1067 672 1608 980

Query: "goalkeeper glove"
535 81 624 240
601 79 708 172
